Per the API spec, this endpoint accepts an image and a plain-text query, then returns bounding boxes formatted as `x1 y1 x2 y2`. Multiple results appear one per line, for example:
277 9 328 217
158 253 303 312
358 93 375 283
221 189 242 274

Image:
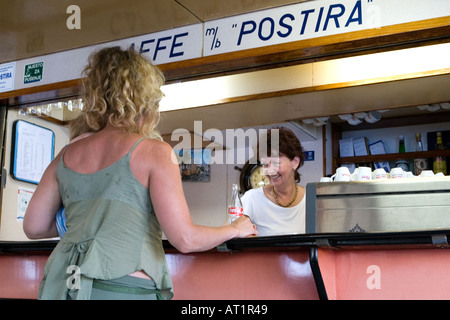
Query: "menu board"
11 120 55 184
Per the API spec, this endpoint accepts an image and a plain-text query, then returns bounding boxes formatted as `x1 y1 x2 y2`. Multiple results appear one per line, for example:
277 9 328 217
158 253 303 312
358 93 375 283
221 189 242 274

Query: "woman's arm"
23 153 62 239
147 142 257 253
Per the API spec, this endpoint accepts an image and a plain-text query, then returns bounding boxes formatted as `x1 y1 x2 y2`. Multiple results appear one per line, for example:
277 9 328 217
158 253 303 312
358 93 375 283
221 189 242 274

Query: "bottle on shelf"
413 132 428 175
433 131 447 175
227 183 244 224
395 135 409 171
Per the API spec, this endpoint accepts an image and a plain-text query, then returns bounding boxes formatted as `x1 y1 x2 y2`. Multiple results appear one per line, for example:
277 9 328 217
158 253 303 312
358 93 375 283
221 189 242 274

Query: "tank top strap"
59 145 70 166
128 137 148 154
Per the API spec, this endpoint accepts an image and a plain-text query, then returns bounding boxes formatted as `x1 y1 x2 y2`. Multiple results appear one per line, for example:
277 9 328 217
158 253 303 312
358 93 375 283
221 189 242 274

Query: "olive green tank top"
38 137 173 300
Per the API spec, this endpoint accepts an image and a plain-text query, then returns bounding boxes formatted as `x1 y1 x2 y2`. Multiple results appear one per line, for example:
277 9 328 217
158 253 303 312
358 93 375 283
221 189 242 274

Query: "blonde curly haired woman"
24 47 256 300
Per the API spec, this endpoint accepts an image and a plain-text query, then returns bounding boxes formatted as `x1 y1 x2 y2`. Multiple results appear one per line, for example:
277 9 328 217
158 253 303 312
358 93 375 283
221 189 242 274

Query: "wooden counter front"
166 250 317 300
2 231 450 300
0 240 317 300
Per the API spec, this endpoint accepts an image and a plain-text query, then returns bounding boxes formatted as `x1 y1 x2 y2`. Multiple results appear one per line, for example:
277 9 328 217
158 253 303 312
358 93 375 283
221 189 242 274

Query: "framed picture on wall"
10 120 55 185
174 149 211 182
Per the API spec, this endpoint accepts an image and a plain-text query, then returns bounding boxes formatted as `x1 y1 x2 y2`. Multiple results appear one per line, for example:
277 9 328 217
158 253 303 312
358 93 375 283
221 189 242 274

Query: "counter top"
220 229 450 251
2 229 450 255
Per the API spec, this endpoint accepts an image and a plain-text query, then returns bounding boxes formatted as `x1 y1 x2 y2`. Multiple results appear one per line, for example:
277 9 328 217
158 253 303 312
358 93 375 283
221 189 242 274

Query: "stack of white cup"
320 166 445 182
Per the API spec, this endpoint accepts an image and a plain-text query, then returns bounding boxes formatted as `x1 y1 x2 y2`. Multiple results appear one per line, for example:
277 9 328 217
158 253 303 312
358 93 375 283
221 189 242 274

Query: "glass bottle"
433 132 447 175
395 135 409 171
227 184 244 224
413 132 428 175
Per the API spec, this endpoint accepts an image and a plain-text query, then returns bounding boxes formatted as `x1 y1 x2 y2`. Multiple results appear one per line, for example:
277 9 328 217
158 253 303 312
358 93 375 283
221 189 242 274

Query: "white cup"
372 168 388 180
302 118 314 124
390 167 407 179
331 167 352 182
338 114 353 121
365 111 381 123
313 119 327 126
320 177 333 182
406 171 415 178
347 115 362 126
352 167 372 181
419 170 434 177
354 112 368 119
427 104 441 112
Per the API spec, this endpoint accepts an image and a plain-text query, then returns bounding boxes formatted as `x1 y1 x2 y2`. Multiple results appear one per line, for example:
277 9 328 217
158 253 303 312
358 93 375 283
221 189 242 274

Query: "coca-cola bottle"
227 184 243 224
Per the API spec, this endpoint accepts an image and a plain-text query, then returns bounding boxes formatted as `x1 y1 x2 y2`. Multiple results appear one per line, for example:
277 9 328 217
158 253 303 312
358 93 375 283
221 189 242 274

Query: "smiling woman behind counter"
242 127 306 236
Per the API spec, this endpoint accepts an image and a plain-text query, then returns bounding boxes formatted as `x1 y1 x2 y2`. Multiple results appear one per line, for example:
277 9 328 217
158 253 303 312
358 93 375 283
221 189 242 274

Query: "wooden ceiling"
0 0 310 64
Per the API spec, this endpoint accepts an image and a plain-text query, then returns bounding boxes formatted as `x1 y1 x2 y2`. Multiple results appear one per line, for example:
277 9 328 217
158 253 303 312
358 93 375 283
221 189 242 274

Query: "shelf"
337 149 450 165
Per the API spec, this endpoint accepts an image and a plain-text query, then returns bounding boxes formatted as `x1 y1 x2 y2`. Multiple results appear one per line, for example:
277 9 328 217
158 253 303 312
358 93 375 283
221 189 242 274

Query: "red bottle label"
228 207 244 217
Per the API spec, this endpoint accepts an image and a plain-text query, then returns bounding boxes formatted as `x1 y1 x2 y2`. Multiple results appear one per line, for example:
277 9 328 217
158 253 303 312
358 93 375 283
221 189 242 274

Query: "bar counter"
2 230 450 299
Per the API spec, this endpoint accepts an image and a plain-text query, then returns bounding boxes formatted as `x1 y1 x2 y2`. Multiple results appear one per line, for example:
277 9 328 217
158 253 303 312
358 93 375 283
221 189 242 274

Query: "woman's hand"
230 215 258 238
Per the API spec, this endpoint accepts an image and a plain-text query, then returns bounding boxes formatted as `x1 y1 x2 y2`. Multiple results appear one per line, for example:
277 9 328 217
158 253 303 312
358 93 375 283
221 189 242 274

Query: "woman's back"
38 132 174 299
63 128 169 189
24 47 257 300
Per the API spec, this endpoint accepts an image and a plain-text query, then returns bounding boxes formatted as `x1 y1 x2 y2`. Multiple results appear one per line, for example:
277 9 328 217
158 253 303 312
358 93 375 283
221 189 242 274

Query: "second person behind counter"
242 127 306 236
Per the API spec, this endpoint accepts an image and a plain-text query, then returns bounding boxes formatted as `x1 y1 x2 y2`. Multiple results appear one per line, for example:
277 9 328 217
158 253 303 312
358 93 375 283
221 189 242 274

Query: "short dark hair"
258 127 305 183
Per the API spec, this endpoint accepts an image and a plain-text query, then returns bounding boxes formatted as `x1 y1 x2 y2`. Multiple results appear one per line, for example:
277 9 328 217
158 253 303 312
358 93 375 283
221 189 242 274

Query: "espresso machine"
306 177 450 233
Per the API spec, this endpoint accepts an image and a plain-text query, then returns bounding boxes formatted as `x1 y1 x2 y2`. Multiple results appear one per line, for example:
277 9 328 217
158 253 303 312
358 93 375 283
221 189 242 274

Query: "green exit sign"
24 62 44 84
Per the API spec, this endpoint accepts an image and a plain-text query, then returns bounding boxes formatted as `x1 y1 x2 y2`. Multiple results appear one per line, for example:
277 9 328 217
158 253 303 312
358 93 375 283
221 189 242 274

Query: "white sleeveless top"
242 187 305 237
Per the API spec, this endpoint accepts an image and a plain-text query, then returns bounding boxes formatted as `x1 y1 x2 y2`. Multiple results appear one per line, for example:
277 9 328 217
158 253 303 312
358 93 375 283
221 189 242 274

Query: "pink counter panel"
166 251 318 300
318 248 450 300
1 232 450 300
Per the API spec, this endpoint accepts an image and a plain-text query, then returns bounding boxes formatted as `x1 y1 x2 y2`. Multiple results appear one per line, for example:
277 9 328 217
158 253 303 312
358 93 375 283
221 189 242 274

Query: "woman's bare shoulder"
139 138 172 154
134 138 177 165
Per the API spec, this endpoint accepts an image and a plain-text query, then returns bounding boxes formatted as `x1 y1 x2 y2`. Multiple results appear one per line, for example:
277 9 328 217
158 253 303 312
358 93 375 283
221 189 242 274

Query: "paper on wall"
17 187 34 222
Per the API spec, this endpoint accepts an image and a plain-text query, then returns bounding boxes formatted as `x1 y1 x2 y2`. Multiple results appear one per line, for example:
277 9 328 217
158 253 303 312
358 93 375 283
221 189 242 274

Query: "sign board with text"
24 62 44 84
0 62 15 92
0 0 448 93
